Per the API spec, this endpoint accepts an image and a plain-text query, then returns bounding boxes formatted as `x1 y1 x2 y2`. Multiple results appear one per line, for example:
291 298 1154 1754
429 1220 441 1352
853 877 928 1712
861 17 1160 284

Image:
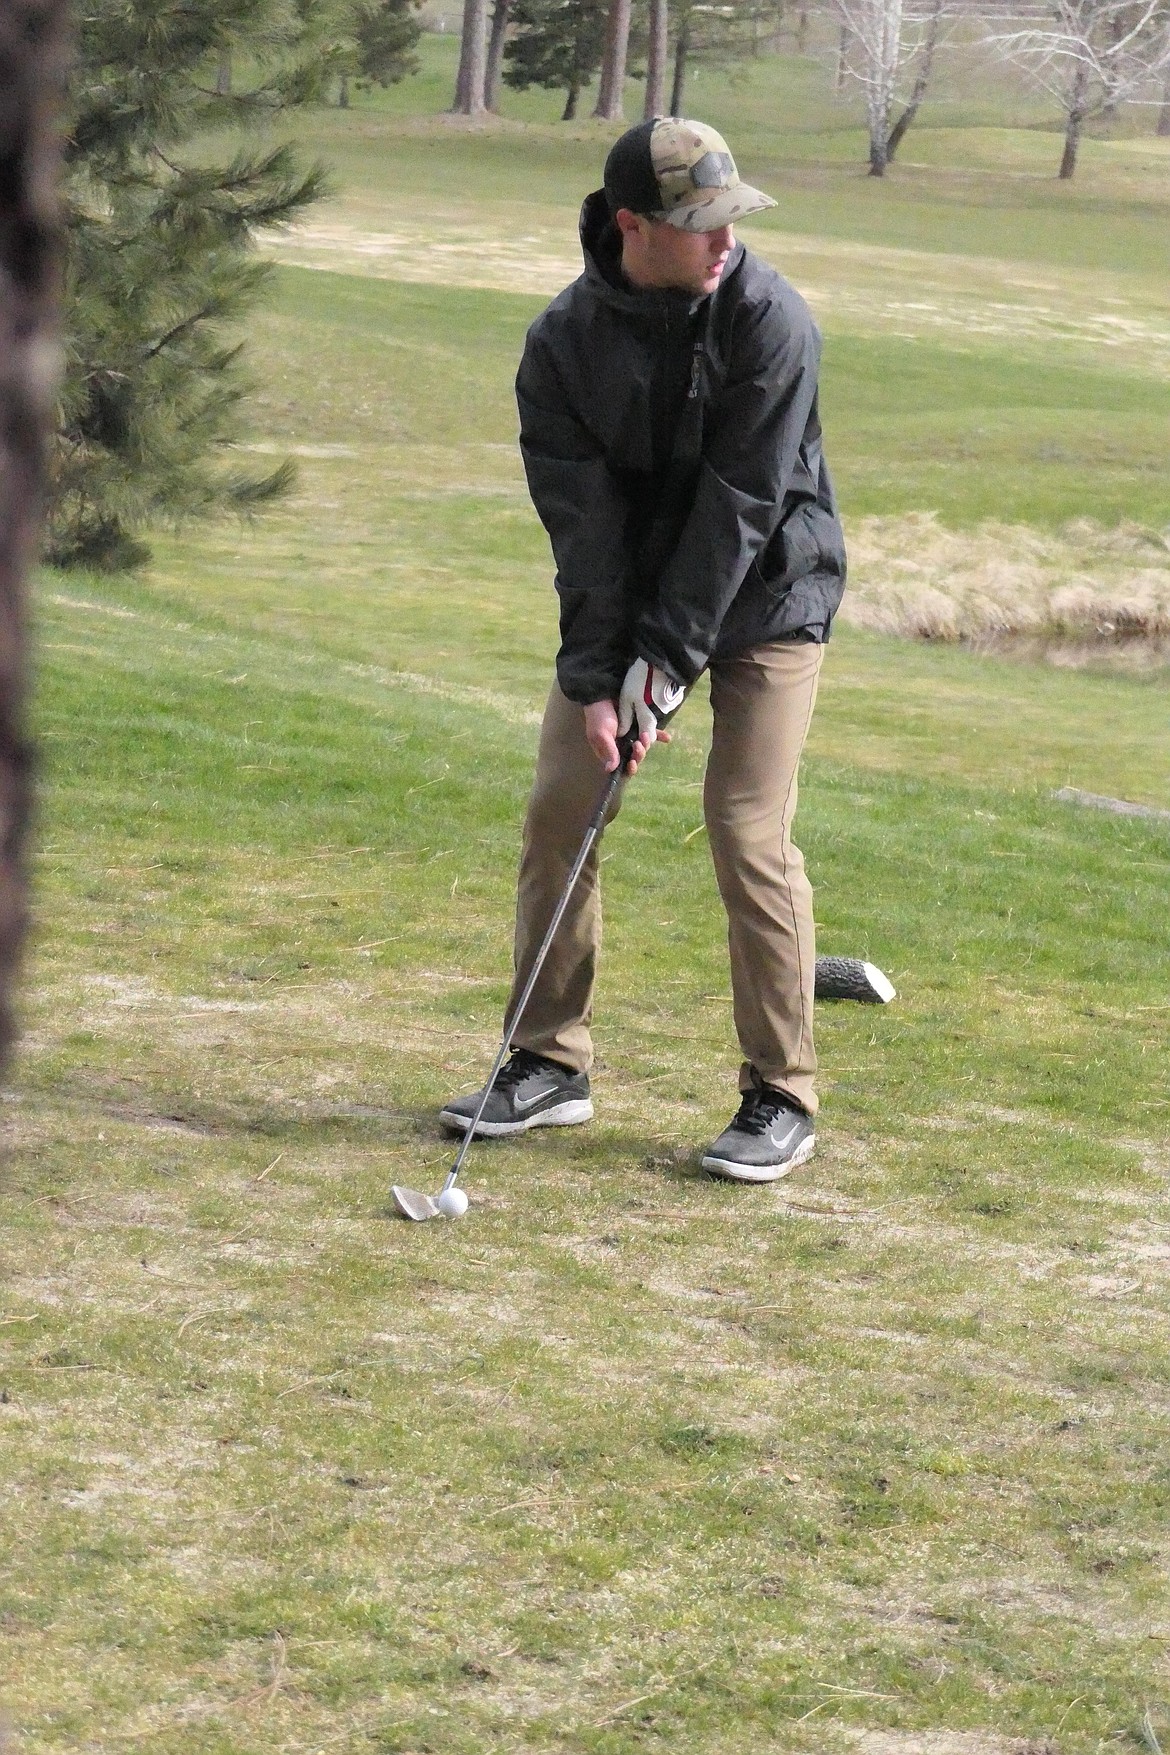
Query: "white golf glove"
617 657 687 747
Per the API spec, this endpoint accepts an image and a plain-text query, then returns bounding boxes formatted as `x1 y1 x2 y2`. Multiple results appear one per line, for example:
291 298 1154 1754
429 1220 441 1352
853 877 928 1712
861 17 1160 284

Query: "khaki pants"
506 640 824 1116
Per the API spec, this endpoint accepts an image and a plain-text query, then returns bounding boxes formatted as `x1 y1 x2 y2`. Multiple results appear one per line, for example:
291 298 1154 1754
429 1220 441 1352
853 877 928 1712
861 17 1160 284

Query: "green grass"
7 568 1170 1753
251 267 1170 538
4 50 1170 1755
283 35 1170 277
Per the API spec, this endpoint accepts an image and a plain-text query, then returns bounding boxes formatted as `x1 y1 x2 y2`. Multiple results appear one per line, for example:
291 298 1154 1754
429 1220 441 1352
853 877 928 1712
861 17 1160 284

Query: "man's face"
617 211 735 296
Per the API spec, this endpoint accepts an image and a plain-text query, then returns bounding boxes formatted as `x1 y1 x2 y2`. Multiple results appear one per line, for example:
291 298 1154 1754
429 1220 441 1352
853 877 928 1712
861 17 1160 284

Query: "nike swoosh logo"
513 1084 561 1112
772 1123 800 1148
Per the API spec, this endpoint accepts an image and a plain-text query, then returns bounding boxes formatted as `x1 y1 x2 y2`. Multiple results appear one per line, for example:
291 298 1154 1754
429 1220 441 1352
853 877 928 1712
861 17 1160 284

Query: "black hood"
577 187 745 317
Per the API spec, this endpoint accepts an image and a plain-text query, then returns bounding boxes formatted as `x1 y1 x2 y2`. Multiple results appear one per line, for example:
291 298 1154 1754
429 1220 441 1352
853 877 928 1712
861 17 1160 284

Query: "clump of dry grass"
841 515 1170 651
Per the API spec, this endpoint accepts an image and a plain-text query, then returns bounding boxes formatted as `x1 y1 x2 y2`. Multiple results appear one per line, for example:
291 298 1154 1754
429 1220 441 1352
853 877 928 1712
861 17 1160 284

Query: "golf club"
392 729 638 1222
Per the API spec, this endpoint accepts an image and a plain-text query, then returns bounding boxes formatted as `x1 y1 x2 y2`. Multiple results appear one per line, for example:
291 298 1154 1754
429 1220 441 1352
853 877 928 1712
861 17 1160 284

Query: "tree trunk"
454 0 489 114
643 0 669 118
485 0 511 111
863 0 902 176
338 72 350 108
563 75 581 119
1099 12 1126 120
455 5 470 107
886 0 941 162
1059 106 1083 178
1157 74 1170 135
866 83 890 175
593 0 633 119
669 18 689 114
216 50 232 95
0 0 65 1076
1058 62 1088 179
796 4 809 54
834 20 849 91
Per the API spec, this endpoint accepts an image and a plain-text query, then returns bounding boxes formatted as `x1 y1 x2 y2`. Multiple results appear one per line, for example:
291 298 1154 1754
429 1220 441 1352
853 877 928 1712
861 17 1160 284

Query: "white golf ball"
437 1186 469 1219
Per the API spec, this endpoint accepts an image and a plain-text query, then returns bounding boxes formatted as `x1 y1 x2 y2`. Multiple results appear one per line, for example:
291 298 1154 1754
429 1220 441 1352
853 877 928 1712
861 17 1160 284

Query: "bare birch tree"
832 0 948 173
983 0 1170 176
886 0 943 155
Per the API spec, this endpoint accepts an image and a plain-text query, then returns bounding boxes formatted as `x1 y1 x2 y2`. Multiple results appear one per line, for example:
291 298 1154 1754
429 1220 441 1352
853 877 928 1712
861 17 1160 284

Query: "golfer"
441 117 847 1181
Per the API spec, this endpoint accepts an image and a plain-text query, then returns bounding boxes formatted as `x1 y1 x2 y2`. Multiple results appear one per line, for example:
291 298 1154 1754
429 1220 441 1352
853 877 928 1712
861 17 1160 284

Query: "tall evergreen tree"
51 0 329 571
352 0 421 84
504 0 608 116
315 0 421 107
642 0 668 116
485 0 513 109
453 0 489 113
592 0 633 117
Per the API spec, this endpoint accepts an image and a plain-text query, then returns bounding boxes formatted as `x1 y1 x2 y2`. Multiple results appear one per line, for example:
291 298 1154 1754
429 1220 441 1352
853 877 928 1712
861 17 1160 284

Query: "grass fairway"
4 50 1170 1755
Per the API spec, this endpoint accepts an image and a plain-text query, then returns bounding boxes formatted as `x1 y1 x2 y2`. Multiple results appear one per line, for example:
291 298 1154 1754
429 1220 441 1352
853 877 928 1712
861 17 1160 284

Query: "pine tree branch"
142 302 227 362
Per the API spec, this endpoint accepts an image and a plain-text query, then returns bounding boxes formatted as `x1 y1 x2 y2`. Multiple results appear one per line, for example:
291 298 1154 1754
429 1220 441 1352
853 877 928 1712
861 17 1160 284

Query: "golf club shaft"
442 736 633 1192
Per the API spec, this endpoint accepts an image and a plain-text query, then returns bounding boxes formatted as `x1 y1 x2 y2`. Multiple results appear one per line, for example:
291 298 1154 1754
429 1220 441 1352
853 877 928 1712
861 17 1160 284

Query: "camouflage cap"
604 117 777 233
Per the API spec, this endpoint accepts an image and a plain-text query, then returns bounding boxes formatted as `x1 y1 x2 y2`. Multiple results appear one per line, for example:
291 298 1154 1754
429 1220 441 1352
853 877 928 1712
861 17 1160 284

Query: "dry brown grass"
840 515 1170 656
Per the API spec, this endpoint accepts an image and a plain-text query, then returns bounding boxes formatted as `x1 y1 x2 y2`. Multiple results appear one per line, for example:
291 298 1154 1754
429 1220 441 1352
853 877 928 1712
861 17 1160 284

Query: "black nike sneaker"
701 1083 815 1182
439 1047 593 1138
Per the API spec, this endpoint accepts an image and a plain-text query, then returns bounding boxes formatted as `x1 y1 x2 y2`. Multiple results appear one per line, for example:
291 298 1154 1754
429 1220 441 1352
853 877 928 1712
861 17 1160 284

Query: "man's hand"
583 698 670 775
617 658 687 749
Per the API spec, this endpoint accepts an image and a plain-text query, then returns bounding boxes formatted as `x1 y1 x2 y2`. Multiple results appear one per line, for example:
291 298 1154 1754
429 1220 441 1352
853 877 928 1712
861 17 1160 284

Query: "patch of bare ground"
269 217 582 295
857 1568 1168 1646
264 215 1170 378
842 515 1170 660
843 1733 1059 1755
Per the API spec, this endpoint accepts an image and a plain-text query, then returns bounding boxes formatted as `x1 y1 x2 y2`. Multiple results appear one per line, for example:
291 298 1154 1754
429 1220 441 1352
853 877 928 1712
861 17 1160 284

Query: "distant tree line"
51 0 1169 576
455 0 789 121
452 0 1170 178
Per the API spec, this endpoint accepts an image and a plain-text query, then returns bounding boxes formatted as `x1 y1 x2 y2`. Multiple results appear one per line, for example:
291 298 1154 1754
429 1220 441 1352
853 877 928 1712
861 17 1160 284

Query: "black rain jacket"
516 190 847 706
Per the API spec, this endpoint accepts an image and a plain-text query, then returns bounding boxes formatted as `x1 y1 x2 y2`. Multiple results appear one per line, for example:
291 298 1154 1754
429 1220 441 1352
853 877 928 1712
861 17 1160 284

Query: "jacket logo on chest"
687 342 703 401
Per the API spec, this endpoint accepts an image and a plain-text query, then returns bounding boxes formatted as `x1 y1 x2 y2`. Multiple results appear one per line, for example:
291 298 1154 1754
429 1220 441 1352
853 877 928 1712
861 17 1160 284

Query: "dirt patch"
263 214 1170 378
99 1106 220 1136
267 218 582 295
845 1732 1057 1755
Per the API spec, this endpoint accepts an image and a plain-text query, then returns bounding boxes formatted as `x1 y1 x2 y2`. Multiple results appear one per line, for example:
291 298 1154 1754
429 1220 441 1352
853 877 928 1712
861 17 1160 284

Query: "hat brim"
660 185 777 232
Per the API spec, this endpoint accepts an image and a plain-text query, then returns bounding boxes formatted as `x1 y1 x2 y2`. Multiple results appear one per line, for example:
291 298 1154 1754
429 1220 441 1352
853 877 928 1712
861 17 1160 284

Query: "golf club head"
392 1184 440 1222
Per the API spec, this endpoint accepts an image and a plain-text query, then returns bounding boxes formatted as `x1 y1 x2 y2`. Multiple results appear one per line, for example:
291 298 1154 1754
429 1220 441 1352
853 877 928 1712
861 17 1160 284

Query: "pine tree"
315 0 422 107
353 0 421 85
50 0 329 571
503 0 608 118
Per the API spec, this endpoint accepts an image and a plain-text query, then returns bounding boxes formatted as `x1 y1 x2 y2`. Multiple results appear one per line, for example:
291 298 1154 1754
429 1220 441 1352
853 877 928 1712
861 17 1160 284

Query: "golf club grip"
583 731 636 831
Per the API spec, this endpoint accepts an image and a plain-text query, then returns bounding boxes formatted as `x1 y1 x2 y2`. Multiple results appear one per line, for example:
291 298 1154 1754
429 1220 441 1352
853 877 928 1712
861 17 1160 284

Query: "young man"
441 118 846 1181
